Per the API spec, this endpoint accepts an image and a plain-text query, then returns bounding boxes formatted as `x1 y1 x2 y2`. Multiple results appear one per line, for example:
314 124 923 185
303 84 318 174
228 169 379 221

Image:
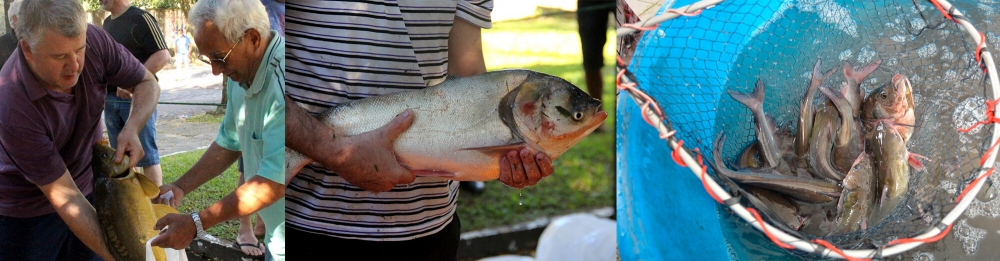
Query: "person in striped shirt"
284 1 552 259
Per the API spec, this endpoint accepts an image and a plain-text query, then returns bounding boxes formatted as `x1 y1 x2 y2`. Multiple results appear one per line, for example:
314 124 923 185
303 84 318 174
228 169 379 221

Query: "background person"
100 0 171 185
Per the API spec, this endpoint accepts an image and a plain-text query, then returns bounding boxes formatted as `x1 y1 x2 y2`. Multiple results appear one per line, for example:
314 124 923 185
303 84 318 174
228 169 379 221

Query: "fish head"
92 140 131 179
864 74 913 120
512 72 607 158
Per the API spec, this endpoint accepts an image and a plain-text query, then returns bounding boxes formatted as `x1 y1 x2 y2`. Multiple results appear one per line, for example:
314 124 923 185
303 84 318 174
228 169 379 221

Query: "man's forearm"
143 49 171 74
41 172 116 261
199 176 283 229
173 142 241 194
124 70 160 134
285 95 341 164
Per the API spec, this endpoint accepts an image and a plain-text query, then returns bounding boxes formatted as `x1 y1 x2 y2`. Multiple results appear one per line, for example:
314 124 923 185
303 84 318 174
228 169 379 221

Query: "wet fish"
865 120 909 224
833 154 874 234
736 142 763 169
748 187 804 231
807 110 844 181
285 70 608 181
729 79 784 170
712 134 841 203
810 123 845 182
795 59 837 159
92 140 178 261
819 86 864 173
861 74 915 143
840 60 882 115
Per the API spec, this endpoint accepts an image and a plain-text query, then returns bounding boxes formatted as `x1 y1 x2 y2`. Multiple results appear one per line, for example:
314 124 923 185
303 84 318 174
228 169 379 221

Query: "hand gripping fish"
92 140 179 261
286 70 608 181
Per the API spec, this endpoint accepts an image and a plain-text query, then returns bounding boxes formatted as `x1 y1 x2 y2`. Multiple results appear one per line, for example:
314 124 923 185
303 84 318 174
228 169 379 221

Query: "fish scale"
287 70 607 181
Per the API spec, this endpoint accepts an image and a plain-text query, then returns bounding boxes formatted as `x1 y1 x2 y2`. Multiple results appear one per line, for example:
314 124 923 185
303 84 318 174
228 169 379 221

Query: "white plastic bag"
535 214 616 261
146 234 189 261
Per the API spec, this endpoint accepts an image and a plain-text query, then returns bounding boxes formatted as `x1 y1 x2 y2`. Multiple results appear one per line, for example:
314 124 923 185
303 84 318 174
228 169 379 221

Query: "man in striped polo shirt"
150 0 285 260
284 1 553 259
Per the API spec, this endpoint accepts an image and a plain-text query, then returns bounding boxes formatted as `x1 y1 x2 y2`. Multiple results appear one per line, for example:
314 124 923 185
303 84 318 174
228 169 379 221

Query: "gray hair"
7 0 22 29
188 0 269 44
18 0 86 49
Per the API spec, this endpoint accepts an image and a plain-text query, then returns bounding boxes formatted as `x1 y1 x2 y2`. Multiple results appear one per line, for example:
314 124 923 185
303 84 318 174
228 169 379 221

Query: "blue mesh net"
618 0 999 258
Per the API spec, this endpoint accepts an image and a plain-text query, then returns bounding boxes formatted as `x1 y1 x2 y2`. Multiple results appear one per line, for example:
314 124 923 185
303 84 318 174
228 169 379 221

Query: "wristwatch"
191 212 206 239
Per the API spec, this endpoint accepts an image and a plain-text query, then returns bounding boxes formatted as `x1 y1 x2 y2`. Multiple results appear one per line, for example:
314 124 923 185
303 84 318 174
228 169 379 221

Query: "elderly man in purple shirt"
0 1 160 260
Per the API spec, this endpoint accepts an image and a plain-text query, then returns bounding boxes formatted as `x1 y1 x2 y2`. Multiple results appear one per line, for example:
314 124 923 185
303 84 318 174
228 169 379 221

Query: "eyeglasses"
198 35 243 65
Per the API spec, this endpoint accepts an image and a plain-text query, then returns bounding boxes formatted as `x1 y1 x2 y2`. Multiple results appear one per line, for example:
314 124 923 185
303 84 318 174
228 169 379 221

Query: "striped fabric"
285 0 492 241
139 12 168 50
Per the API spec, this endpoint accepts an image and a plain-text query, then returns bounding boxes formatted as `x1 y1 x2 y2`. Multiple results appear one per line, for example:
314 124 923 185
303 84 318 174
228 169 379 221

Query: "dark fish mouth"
112 169 129 179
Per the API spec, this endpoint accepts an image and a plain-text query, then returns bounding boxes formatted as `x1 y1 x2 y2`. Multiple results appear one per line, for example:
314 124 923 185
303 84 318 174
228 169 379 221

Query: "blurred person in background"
0 0 23 70
577 0 613 132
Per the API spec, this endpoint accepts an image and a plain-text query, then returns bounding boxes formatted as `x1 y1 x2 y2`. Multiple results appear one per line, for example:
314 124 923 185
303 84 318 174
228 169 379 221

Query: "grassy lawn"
157 10 615 240
458 12 616 232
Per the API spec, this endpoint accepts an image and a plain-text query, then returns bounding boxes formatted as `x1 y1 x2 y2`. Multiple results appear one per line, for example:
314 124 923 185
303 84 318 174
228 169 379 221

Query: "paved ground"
149 63 224 156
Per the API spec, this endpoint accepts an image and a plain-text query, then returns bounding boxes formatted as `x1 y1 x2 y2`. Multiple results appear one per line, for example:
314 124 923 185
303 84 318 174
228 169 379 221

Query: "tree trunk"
218 75 227 113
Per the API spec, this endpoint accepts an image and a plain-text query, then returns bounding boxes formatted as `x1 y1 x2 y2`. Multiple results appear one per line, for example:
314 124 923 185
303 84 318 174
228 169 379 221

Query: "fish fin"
907 152 929 171
151 203 180 219
845 59 882 83
136 172 159 199
462 144 526 156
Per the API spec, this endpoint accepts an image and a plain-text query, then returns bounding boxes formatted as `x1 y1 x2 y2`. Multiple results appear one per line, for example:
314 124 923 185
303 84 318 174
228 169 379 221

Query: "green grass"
184 111 225 124
457 13 616 232
160 149 241 242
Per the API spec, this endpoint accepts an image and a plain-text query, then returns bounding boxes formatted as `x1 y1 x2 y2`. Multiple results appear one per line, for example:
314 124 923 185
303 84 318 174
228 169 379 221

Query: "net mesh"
624 0 996 255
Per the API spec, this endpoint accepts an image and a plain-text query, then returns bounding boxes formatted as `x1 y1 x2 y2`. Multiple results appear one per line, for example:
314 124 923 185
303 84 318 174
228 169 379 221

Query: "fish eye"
573 112 583 121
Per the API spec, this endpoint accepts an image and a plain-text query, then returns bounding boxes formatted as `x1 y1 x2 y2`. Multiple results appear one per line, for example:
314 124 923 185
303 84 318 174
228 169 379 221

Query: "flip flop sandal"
233 241 265 257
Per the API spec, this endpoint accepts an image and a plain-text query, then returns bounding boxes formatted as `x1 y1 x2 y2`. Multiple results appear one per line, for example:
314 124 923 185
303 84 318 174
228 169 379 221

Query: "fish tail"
754 79 766 103
811 58 837 87
845 59 882 84
728 82 764 111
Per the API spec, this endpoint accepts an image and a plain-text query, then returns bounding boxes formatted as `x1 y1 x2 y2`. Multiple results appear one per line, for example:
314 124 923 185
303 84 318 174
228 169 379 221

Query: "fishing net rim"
618 0 1000 259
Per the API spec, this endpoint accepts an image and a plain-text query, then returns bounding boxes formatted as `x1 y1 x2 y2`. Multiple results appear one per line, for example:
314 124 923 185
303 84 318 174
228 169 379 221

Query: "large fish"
286 70 607 181
92 140 178 261
833 154 874 234
865 120 910 225
729 79 786 171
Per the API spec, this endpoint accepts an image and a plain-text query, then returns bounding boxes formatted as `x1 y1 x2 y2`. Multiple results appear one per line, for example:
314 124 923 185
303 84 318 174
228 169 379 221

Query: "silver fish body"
286 70 607 181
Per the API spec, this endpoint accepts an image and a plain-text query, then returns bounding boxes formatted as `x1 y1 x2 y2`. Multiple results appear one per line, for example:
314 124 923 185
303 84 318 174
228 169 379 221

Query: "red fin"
908 152 929 171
